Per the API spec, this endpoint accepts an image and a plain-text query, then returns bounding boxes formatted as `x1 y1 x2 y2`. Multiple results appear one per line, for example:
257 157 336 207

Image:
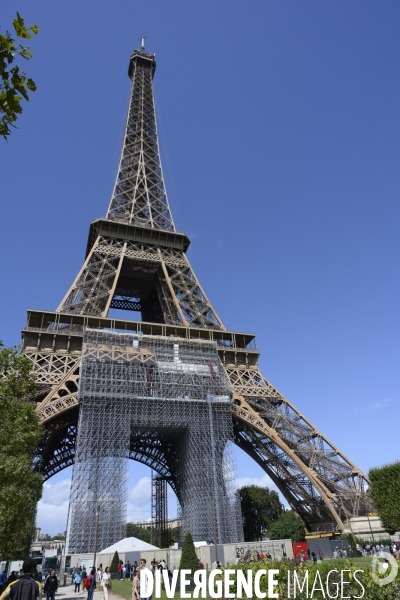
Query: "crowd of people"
332 547 348 559
70 559 156 600
71 565 111 600
116 560 140 580
356 541 400 557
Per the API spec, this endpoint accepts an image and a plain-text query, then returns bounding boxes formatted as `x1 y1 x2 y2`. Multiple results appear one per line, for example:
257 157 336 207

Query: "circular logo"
371 551 398 586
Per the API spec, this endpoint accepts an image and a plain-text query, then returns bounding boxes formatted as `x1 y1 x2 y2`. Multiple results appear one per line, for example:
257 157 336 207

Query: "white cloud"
370 398 394 410
352 397 397 414
127 476 152 524
234 473 276 490
128 476 151 506
41 479 71 506
127 477 178 524
127 505 152 523
37 479 71 536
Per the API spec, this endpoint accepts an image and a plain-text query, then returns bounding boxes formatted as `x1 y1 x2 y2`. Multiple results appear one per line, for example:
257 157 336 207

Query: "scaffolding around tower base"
66 328 243 553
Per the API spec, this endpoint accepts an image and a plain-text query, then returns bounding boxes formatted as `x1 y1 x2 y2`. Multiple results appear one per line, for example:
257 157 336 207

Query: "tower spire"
106 45 175 231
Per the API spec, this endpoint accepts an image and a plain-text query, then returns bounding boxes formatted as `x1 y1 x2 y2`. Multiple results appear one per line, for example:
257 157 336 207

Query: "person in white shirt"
101 567 111 600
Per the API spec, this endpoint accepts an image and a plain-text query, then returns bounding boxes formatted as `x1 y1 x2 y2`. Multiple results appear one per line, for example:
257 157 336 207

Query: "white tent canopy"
100 536 159 554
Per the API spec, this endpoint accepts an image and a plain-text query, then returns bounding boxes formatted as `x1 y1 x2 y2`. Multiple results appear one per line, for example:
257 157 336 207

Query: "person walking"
85 569 96 600
117 561 123 581
101 567 111 600
132 569 140 600
1 560 41 600
124 562 131 579
7 573 17 586
73 569 82 593
44 570 58 600
132 562 138 578
139 559 152 600
0 571 6 595
81 568 87 583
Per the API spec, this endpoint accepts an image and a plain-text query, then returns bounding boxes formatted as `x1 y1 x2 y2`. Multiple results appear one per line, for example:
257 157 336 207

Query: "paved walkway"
55 584 125 600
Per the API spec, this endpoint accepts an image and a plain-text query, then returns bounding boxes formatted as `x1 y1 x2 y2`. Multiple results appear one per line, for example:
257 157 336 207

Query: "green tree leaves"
239 485 283 542
369 461 400 535
126 522 153 544
110 551 120 575
267 510 305 541
179 531 199 575
0 12 39 140
0 341 43 560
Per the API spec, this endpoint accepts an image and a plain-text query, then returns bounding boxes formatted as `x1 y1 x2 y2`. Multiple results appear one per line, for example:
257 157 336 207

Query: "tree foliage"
268 510 305 541
239 485 283 541
178 532 198 574
340 532 357 555
127 522 153 544
0 341 43 560
0 12 39 139
110 550 120 575
369 461 400 535
126 522 178 545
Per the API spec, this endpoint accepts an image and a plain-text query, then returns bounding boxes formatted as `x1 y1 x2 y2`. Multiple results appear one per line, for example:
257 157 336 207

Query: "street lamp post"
211 501 219 566
366 513 375 545
93 505 101 568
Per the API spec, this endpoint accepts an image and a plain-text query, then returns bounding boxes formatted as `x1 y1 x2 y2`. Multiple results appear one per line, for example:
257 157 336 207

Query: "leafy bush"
369 461 400 535
179 532 198 575
225 556 400 599
110 551 120 576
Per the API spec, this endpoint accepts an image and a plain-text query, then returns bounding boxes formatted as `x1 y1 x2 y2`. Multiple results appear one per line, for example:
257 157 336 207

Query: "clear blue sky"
1 1 399 535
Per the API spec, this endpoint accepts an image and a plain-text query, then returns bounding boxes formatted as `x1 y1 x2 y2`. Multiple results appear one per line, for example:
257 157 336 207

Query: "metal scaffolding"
151 471 169 549
66 329 243 553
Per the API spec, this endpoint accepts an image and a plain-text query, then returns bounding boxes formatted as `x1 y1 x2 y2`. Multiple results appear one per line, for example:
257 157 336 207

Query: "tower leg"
178 400 243 544
66 363 130 554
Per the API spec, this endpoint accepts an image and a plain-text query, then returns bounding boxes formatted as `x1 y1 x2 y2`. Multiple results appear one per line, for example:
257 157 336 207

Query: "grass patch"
111 579 182 600
110 578 133 598
347 556 373 571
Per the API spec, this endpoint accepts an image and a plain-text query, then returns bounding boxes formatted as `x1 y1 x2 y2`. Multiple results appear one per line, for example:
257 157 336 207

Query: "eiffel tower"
23 40 372 551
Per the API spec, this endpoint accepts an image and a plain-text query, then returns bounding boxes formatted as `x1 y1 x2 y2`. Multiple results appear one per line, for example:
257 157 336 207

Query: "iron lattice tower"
23 42 373 552
151 471 169 549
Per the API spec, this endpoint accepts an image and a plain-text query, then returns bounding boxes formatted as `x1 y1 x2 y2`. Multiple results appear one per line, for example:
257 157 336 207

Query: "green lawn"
111 579 182 600
347 556 373 571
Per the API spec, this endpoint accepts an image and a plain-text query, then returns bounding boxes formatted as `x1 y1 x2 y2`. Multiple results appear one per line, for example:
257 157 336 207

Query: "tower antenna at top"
141 35 146 50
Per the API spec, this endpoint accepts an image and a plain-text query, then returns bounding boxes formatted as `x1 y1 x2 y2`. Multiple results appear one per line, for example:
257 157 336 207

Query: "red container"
292 542 309 560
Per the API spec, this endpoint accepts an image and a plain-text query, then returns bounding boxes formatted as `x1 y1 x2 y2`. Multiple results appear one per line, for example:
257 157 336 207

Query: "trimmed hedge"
369 461 400 535
110 550 120 576
179 532 198 574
